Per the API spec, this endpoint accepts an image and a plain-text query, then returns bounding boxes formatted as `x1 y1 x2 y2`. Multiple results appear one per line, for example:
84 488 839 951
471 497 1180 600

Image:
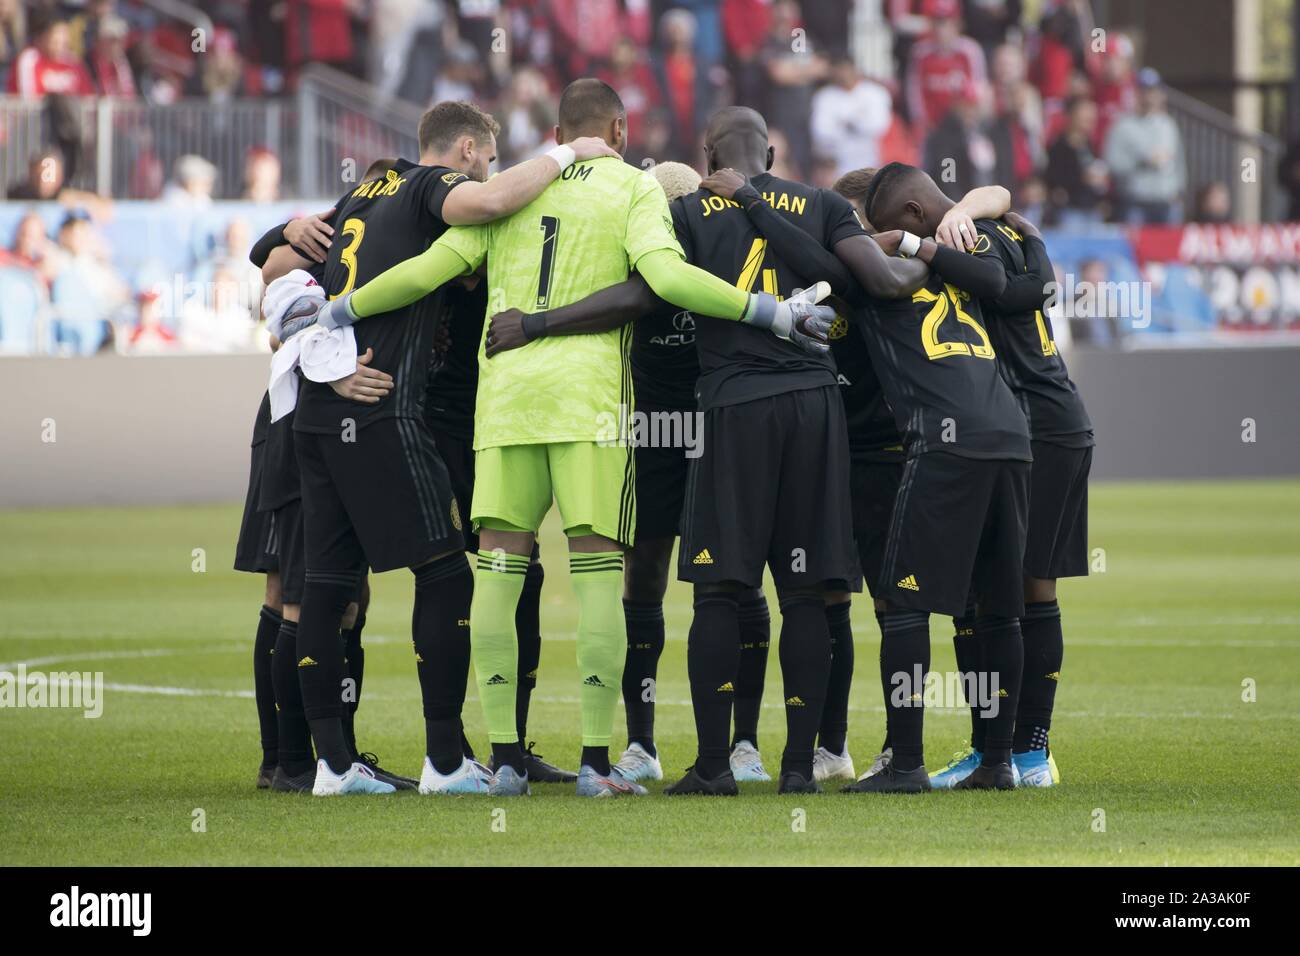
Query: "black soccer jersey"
294 159 468 435
830 300 905 463
424 278 487 441
669 172 866 410
631 298 699 410
858 267 1032 462
972 218 1094 447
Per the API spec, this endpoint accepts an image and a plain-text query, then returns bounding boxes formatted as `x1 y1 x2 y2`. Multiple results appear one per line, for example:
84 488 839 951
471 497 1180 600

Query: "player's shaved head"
650 161 702 201
703 107 773 176
864 162 950 236
557 78 626 145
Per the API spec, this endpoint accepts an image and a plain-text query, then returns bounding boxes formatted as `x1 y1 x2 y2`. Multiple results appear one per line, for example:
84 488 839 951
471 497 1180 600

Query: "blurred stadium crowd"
0 0 1296 355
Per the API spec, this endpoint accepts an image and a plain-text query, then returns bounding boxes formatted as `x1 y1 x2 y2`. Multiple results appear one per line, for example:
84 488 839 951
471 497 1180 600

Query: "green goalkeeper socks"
471 551 529 743
569 551 627 747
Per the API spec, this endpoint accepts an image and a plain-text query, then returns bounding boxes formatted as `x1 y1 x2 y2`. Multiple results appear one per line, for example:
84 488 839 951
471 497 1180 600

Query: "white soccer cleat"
862 747 893 779
813 743 856 782
729 739 772 782
418 755 492 795
614 742 663 782
311 759 397 796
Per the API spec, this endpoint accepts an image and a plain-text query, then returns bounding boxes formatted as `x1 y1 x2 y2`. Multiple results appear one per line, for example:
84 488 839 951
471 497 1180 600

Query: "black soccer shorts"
633 402 695 541
879 451 1030 618
678 385 861 591
296 417 464 574
850 457 905 599
1024 440 1091 580
234 442 278 574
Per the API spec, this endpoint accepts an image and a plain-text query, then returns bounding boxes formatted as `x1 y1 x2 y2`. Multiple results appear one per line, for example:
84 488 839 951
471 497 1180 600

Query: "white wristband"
898 231 922 258
546 144 576 172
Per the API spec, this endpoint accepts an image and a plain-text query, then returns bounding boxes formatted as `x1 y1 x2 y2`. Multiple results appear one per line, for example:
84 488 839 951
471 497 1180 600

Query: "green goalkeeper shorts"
471 441 635 546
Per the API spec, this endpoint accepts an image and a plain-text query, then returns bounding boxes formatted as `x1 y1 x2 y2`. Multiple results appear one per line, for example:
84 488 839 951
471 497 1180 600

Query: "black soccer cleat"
270 765 316 793
664 765 740 796
488 742 579 783
356 752 418 791
256 765 276 790
842 763 932 794
953 762 1017 790
777 771 822 794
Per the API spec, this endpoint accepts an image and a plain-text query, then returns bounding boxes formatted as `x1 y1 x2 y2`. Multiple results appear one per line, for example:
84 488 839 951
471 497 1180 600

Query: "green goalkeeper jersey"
437 156 684 450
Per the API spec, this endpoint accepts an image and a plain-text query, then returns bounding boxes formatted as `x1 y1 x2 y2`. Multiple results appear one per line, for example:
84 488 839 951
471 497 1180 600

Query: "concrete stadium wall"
1 347 1297 509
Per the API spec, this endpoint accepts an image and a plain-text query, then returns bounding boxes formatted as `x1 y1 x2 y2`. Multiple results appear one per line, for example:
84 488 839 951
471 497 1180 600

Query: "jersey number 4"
913 283 995 361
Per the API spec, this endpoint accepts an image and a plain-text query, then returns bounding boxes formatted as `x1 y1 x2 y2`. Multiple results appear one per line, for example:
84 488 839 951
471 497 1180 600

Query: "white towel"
264 271 358 422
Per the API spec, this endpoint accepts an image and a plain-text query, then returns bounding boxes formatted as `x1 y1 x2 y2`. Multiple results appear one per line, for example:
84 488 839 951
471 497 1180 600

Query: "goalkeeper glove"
279 290 357 341
741 281 836 355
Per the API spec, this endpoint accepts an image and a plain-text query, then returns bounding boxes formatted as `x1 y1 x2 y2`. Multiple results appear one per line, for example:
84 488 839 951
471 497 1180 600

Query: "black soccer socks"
877 608 931 772
1014 600 1062 753
340 612 365 758
777 596 832 779
952 607 986 752
515 561 544 743
732 589 771 748
271 618 315 778
253 605 281 769
976 614 1024 767
820 600 854 756
688 589 741 779
413 553 475 775
622 598 665 753
298 570 360 773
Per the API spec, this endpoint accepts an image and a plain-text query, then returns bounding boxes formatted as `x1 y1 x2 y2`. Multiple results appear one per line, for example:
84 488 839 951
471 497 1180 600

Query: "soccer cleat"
311 759 397 796
665 765 739 796
614 742 664 782
777 771 822 794
729 740 772 782
842 763 932 794
928 746 981 789
861 747 893 779
813 744 856 782
488 742 578 783
256 765 275 789
1012 749 1055 788
356 752 418 791
488 764 531 797
576 765 649 797
419 756 492 795
953 762 1017 790
270 765 316 793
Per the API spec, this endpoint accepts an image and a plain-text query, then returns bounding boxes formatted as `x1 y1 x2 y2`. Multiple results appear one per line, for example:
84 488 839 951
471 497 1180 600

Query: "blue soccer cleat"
488 764 531 797
928 746 981 789
575 765 648 797
1013 749 1057 788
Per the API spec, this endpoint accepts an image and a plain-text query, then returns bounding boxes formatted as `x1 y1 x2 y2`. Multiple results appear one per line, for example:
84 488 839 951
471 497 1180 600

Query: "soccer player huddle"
234 76 1092 798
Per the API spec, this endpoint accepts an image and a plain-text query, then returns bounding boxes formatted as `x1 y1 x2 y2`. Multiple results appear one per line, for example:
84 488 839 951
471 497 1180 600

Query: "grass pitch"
2 480 1298 866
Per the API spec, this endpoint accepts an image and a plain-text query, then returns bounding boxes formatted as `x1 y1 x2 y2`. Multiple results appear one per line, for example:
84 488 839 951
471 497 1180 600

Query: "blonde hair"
651 161 702 202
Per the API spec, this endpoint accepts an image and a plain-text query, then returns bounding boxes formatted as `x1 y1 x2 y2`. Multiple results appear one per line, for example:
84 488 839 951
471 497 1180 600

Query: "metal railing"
1164 84 1286 223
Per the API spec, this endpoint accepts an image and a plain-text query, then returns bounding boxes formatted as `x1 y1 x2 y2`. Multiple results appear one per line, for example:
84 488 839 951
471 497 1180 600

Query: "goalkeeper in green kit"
300 79 835 797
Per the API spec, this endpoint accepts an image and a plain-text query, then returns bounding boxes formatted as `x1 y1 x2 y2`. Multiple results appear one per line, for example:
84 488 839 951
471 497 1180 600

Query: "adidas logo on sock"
716 681 734 693
297 656 317 667
693 549 714 565
583 674 607 688
896 574 920 591
785 695 805 707
414 652 424 663
485 674 509 686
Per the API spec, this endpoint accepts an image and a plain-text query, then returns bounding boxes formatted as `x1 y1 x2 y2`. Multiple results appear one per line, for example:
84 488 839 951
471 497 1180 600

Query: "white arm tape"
546 144 576 172
898 231 922 258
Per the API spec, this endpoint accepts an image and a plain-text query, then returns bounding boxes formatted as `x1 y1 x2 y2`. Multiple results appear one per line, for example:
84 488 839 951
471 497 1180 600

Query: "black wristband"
521 311 548 341
734 182 763 209
249 222 288 268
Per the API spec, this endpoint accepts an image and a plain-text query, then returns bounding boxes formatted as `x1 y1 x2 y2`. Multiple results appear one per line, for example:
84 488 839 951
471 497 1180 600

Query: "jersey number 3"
334 218 366 299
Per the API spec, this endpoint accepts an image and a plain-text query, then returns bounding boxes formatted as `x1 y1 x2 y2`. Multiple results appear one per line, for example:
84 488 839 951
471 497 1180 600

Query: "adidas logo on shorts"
583 674 607 688
896 574 920 591
485 674 509 686
693 549 715 565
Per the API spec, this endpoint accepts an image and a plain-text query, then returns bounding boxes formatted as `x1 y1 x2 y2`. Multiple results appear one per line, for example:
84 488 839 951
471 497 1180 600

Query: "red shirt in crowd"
285 0 354 68
7 45 94 96
906 34 987 136
721 0 772 59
